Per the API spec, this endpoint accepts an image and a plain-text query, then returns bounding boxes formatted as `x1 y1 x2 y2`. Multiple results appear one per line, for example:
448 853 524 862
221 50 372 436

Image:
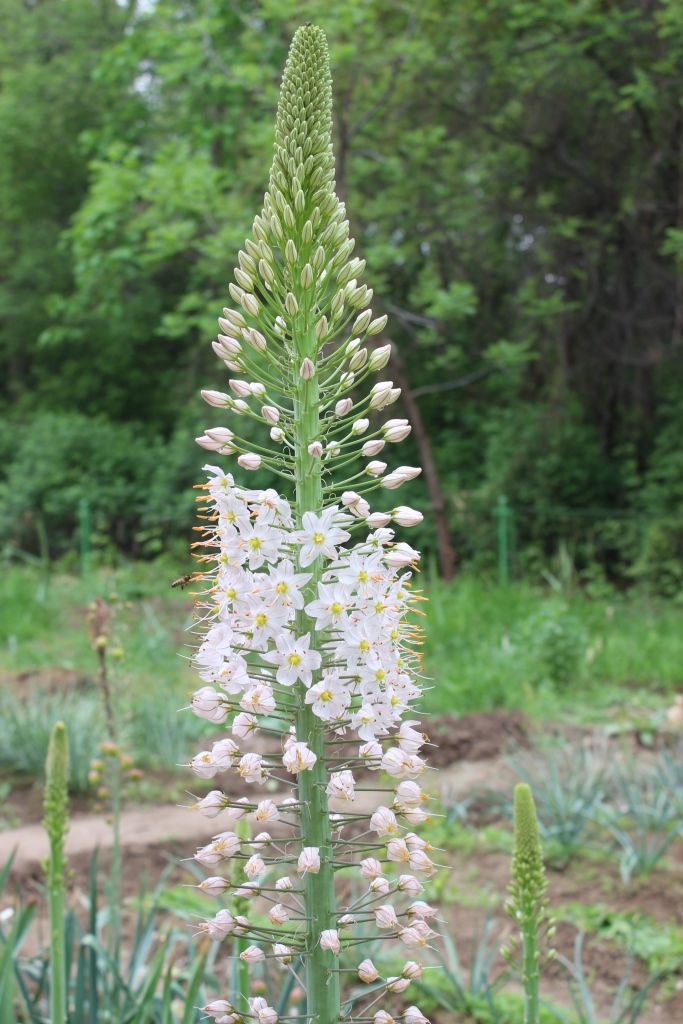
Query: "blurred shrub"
517 602 586 688
0 412 201 558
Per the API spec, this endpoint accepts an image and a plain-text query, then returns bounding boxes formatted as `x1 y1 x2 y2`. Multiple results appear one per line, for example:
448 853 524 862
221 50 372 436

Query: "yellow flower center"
255 613 267 627
313 532 325 545
276 581 288 594
320 690 332 702
331 602 342 614
374 669 386 682
358 570 369 583
226 510 235 521
288 653 302 667
226 588 237 600
249 537 261 550
390 694 400 706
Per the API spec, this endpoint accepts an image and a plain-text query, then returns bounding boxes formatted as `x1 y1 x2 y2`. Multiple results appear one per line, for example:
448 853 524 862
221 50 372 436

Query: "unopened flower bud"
315 316 329 340
365 460 387 477
307 442 323 458
229 379 252 398
201 389 230 408
237 453 262 471
270 427 285 443
367 512 392 528
241 293 259 318
361 439 385 457
300 358 315 380
353 309 373 334
392 506 423 527
358 958 379 983
320 929 341 954
262 405 279 424
351 418 369 435
367 314 388 336
335 398 353 417
300 263 313 288
285 292 299 317
240 946 265 964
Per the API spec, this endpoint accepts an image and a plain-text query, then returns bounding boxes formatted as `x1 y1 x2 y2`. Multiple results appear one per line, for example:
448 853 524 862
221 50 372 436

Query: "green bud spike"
44 721 69 1024
508 783 549 1024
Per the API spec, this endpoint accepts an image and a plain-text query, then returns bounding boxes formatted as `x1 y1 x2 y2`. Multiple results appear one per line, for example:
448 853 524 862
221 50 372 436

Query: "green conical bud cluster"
505 784 553 1024
510 782 547 918
44 720 69 1024
44 720 69 855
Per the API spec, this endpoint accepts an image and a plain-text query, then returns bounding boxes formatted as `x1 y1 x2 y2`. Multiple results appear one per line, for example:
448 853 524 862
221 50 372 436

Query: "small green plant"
43 721 69 1024
519 602 586 688
598 762 682 884
503 784 553 1024
556 931 659 1024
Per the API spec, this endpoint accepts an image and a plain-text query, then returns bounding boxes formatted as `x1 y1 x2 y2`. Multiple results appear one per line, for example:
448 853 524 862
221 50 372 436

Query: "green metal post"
496 494 510 586
78 497 90 578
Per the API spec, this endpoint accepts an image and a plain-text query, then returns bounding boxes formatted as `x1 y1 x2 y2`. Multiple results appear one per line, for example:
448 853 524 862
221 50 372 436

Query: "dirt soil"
2 709 682 1022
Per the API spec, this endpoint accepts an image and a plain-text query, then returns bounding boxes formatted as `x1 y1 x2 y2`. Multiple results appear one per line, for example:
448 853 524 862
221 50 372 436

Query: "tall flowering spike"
191 25 430 1024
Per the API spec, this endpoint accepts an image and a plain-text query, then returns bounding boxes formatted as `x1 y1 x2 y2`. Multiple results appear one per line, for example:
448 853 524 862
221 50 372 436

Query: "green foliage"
0 0 682 575
517 603 586 688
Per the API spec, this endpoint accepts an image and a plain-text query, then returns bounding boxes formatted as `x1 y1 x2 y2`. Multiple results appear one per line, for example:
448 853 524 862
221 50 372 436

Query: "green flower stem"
510 783 547 1024
294 325 340 1022
43 721 69 1024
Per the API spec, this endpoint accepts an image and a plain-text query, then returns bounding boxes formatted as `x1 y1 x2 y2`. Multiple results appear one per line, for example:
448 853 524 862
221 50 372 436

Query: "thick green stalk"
294 327 340 1023
43 721 69 1024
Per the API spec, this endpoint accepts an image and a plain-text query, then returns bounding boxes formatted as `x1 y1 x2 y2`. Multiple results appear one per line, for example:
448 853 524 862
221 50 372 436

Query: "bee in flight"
171 574 194 590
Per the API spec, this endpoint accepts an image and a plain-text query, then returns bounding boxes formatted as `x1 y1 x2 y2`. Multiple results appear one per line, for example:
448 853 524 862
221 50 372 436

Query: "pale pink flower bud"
408 901 437 919
381 472 406 490
232 712 257 739
374 905 399 930
232 398 248 413
398 926 424 948
201 389 230 408
229 378 251 398
403 1008 430 1024
352 418 369 434
299 357 315 379
254 799 279 823
320 929 341 954
250 382 266 397
335 398 353 417
369 876 390 895
374 1012 395 1024
358 958 380 983
367 512 392 528
237 453 261 471
387 977 410 994
360 857 383 879
190 751 218 779
402 961 424 980
392 506 423 527
307 441 323 458
361 439 386 457
338 913 356 925
247 328 267 351
370 806 399 837
365 460 387 477
385 543 420 568
272 942 292 964
261 405 279 424
350 348 368 371
341 491 370 517
383 421 412 443
275 876 293 891
238 752 267 783
297 847 321 874
198 876 230 897
216 332 241 351
270 427 285 442
240 945 265 963
359 740 383 766
203 1000 235 1020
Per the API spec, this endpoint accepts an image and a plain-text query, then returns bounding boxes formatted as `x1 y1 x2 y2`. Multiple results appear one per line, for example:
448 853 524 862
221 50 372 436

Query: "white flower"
305 675 350 721
203 909 236 940
238 752 267 783
397 875 423 896
381 748 426 779
295 507 351 566
254 799 279 823
297 847 321 874
198 876 230 897
409 850 436 876
191 687 228 723
261 405 279 424
370 876 390 895
268 903 290 925
232 712 258 738
365 460 387 477
361 439 386 457
275 876 293 891
308 441 323 457
352 418 370 434
195 790 227 818
249 997 278 1024
240 685 276 716
261 633 321 687
386 838 410 865
402 961 424 980
374 1012 395 1024
244 854 266 879
282 741 317 774
397 721 425 755
326 769 356 801
370 806 399 837
384 543 420 568
358 958 380 983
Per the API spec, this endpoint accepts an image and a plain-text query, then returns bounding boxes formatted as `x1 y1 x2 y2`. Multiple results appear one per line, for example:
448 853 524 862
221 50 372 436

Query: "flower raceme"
186 23 435 1024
